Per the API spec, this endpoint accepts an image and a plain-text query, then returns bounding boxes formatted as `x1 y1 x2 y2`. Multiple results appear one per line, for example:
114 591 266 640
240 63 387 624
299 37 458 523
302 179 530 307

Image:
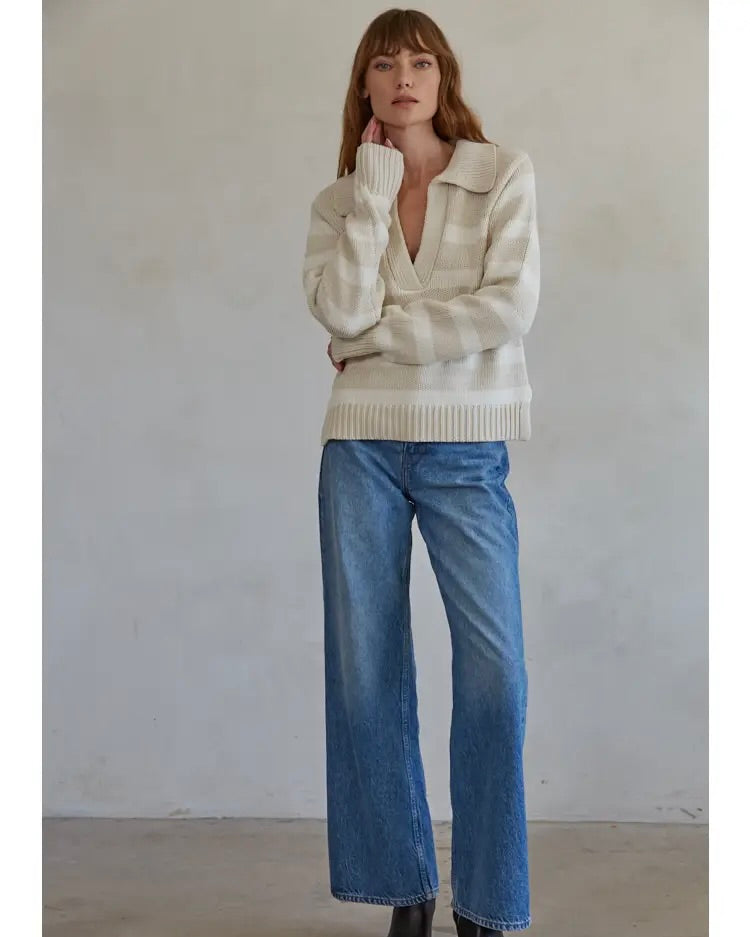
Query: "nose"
394 66 415 88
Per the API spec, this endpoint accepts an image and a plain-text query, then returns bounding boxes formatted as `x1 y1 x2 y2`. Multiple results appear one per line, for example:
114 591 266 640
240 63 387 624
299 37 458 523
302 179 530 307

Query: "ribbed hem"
320 399 531 444
355 142 404 202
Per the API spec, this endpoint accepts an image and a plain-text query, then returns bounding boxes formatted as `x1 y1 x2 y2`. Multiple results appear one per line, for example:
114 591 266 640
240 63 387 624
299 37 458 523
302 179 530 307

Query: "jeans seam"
400 567 431 895
317 452 327 566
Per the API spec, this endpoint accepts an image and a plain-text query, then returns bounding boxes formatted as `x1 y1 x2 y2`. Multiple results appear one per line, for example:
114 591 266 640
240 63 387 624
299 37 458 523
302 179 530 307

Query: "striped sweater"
301 139 541 446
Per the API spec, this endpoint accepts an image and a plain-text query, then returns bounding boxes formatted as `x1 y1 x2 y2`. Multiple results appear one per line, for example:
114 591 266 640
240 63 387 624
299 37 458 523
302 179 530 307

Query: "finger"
362 115 375 142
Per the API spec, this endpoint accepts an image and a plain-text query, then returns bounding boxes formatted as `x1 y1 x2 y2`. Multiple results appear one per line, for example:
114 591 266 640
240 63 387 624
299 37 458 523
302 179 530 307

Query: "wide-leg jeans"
317 439 531 932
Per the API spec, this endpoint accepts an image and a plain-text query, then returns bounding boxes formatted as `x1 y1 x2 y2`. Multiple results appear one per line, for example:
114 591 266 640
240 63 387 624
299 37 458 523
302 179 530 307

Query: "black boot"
387 897 436 937
452 907 505 937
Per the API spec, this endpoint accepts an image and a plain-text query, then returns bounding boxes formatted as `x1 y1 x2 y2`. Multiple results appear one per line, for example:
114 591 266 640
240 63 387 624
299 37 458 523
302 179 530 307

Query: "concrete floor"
43 818 707 937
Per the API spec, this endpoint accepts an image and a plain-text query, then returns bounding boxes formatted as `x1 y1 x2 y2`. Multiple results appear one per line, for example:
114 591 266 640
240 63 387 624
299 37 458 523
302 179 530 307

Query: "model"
301 8 540 936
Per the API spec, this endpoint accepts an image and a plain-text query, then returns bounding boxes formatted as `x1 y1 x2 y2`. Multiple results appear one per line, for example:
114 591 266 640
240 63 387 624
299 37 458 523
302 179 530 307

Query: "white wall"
43 0 707 821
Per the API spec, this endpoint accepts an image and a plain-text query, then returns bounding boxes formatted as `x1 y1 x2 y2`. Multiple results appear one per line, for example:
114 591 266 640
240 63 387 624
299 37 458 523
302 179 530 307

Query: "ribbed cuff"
355 142 404 202
330 328 382 362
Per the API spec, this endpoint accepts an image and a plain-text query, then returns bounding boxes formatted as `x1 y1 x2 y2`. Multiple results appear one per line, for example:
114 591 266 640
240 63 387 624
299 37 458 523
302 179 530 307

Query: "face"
362 45 441 125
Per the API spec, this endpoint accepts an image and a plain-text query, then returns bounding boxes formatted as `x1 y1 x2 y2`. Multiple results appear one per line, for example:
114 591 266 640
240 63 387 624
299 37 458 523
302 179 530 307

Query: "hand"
327 340 345 371
361 115 396 149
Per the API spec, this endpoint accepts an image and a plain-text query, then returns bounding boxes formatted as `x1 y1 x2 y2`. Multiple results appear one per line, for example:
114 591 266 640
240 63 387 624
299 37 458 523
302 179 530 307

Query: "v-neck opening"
389 180 450 291
386 142 459 291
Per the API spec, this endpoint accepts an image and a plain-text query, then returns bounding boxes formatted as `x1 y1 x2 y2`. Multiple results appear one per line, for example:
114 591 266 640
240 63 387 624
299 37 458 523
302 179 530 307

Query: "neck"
381 123 454 187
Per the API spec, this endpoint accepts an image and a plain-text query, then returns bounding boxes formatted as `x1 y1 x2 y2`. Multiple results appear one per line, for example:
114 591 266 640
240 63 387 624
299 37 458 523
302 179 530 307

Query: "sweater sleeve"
329 153 540 365
301 142 404 338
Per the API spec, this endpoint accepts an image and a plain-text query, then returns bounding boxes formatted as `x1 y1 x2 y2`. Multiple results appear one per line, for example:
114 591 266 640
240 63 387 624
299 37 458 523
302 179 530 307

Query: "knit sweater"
301 139 540 446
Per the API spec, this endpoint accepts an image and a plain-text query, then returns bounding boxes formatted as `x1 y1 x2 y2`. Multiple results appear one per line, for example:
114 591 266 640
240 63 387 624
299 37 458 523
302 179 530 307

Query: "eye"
373 59 433 70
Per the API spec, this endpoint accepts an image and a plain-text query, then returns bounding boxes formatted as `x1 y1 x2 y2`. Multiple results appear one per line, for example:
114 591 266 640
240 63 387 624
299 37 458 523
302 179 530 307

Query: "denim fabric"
317 439 531 931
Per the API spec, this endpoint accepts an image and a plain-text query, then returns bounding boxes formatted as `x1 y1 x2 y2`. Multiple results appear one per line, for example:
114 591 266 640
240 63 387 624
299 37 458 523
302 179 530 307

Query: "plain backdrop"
43 0 707 821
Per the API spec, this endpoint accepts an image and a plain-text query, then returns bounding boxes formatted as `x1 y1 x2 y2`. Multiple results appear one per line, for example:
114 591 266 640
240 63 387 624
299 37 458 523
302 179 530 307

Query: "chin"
388 110 422 121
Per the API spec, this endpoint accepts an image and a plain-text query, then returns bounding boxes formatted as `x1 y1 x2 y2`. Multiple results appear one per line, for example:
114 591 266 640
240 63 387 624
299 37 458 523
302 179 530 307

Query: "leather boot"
452 907 505 937
387 896 436 937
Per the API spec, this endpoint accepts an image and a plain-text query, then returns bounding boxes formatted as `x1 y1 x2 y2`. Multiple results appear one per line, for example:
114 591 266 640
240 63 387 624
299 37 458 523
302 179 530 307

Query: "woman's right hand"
361 115 396 149
327 340 345 372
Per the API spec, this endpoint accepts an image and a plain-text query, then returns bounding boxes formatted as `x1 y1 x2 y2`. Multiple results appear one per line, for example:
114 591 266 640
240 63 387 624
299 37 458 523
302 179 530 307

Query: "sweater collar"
334 139 497 213
433 139 497 193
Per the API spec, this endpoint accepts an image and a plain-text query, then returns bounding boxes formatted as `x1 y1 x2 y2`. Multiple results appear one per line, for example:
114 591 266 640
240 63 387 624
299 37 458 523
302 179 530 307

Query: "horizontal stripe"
443 220 487 244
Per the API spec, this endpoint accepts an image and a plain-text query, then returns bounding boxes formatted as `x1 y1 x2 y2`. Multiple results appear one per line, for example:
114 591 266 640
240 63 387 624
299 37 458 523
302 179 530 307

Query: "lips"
393 97 418 103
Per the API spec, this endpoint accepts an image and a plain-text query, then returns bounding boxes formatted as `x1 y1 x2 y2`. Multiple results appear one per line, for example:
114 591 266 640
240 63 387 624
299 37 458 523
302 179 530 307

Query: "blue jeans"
317 439 531 932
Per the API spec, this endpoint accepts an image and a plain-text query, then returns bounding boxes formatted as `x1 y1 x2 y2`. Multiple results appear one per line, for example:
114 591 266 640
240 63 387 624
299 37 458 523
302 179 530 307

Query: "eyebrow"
374 51 434 58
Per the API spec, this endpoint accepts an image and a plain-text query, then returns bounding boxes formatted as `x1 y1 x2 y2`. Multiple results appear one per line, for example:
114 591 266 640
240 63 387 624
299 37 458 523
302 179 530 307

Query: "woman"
301 9 540 937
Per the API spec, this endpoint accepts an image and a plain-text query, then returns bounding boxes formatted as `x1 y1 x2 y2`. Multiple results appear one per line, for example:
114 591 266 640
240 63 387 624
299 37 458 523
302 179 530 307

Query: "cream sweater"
301 139 540 446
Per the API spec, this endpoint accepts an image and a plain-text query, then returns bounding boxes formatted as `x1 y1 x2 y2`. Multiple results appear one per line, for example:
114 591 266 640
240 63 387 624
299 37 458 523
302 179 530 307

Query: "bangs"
368 19 438 59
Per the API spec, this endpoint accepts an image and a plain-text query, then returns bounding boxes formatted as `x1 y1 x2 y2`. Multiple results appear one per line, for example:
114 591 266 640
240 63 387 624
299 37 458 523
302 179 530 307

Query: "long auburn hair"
337 8 492 179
